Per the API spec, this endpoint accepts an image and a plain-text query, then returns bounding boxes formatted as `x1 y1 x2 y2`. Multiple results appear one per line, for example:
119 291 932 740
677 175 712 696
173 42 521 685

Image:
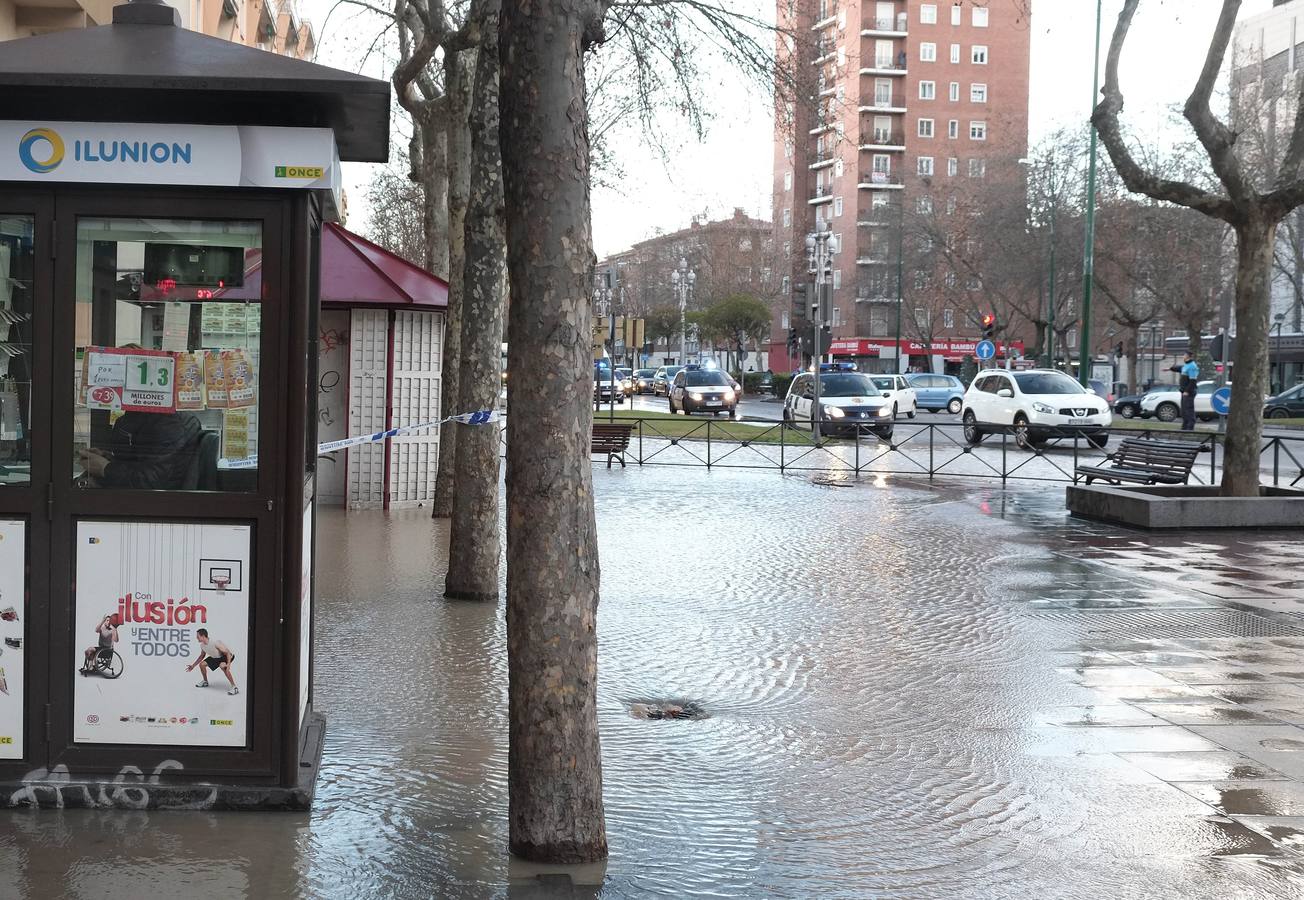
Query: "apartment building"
771 0 1030 373
0 0 314 57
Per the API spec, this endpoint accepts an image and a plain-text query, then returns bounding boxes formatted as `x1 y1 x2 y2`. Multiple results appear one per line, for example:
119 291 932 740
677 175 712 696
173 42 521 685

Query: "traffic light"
981 314 996 339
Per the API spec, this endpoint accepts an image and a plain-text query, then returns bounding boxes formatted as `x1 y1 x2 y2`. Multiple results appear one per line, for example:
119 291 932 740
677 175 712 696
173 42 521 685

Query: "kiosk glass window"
72 218 262 491
0 216 34 486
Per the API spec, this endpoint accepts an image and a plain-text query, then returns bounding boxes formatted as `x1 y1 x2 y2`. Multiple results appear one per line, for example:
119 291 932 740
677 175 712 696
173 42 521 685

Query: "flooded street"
5 467 1304 898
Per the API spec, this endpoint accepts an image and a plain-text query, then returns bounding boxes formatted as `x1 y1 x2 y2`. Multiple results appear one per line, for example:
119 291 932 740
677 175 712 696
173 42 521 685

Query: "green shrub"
771 373 794 399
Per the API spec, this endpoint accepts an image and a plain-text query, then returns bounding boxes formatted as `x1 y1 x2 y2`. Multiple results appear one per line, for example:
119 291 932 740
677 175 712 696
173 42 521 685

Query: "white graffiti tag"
8 759 217 810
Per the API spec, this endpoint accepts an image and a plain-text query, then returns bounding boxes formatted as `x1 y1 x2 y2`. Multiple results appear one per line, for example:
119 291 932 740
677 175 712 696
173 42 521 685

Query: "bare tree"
1093 0 1297 496
446 0 505 601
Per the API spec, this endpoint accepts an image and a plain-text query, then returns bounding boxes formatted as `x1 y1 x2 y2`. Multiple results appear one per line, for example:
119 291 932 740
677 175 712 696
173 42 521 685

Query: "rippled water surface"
4 468 1304 899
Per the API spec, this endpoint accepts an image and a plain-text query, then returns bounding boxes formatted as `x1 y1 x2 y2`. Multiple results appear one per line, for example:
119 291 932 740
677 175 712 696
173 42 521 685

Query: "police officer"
1169 351 1200 431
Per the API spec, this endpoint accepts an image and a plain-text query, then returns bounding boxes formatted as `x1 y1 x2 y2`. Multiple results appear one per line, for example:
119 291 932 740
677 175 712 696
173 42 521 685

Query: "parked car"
754 371 774 395
1112 393 1148 419
866 374 918 418
782 364 894 439
633 368 658 394
668 365 738 417
907 373 965 414
1140 381 1220 423
653 365 683 396
961 368 1111 450
1264 383 1304 419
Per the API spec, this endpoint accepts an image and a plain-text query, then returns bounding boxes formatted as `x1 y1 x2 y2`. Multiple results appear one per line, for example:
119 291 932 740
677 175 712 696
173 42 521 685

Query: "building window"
971 83 987 103
951 3 961 25
973 6 989 27
783 208 791 227
784 171 793 192
784 241 791 257
837 46 846 65
920 42 937 62
834 196 844 217
949 81 960 102
966 276 982 291
919 80 936 100
943 308 955 328
945 272 957 288
832 269 842 289
919 235 934 253
915 307 930 328
948 119 959 139
834 158 844 177
871 192 891 209
918 118 935 138
913 271 929 290
972 45 988 64
947 157 958 176
781 276 791 297
950 43 960 64
969 158 986 177
870 307 889 336
917 196 933 214
834 232 843 254
970 121 987 141
832 306 843 326
917 156 934 176
921 3 937 24
785 141 794 159
781 309 790 328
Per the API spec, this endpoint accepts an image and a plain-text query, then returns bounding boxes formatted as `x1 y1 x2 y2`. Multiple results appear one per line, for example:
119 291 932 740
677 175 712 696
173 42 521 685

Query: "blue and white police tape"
218 409 499 470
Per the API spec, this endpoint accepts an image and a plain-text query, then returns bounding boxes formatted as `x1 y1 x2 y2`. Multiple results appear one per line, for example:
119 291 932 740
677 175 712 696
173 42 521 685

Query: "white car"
961 368 1112 450
1140 381 1219 423
783 365 895 438
866 374 918 419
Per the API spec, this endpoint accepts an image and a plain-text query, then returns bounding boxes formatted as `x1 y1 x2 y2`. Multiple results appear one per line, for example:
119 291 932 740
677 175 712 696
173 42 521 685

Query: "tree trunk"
417 116 450 279
1222 218 1275 497
432 52 474 519
446 3 506 603
499 0 607 864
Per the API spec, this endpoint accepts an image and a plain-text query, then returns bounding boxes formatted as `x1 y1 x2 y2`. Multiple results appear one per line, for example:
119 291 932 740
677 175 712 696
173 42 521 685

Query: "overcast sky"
307 0 1278 256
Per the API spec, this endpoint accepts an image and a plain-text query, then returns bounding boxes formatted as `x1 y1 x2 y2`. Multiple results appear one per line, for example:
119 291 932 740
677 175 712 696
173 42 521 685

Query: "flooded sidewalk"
4 468 1304 898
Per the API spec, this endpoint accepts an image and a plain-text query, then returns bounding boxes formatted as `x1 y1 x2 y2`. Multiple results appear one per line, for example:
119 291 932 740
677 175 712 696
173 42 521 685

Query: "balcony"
808 152 838 170
859 131 906 151
807 184 836 205
861 57 907 77
861 13 907 38
812 38 836 63
858 171 904 189
859 93 907 113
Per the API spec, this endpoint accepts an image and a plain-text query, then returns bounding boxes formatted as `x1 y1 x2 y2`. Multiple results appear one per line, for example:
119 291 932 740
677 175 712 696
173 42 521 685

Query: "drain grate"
1028 609 1304 639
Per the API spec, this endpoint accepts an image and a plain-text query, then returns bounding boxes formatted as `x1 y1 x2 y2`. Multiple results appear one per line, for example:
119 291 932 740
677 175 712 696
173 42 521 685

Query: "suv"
1140 381 1219 423
668 365 738 417
962 369 1111 450
783 364 894 438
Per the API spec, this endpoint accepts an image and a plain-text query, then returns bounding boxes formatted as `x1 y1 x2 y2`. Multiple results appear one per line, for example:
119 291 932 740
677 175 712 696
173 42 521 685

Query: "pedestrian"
1169 351 1200 431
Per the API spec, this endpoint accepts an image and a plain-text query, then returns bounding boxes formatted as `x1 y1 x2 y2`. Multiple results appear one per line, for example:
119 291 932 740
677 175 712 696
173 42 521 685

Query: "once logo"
19 128 64 174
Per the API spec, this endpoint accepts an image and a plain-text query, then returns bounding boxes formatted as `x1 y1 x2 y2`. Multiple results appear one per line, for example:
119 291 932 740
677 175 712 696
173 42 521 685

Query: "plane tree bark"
1093 0 1298 497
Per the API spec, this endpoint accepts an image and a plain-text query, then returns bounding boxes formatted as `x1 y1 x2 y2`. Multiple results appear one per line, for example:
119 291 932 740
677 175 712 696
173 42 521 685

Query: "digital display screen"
143 243 245 289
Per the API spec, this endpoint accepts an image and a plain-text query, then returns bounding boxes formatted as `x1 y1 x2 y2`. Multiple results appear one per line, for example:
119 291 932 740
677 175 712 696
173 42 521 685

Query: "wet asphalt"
3 469 1304 898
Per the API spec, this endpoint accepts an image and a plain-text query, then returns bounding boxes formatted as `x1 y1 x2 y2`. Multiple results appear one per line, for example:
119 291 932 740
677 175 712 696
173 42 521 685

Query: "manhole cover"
1027 609 1304 639
623 699 709 721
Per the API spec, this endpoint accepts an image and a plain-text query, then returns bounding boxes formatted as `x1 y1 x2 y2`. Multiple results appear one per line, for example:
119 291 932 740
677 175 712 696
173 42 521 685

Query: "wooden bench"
591 423 635 468
1075 437 1201 486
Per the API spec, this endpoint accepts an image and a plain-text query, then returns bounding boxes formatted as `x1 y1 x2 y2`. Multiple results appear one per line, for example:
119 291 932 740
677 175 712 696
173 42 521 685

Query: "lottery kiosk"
0 0 389 807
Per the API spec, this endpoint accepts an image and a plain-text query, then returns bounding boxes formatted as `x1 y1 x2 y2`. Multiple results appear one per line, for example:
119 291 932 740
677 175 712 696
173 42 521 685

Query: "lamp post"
1274 312 1286 394
595 269 617 422
670 257 695 366
1147 320 1162 389
894 191 905 375
806 222 839 441
1078 0 1104 386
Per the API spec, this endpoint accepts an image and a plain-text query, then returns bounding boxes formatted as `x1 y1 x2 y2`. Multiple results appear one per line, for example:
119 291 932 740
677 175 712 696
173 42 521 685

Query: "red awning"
320 223 448 308
212 223 449 309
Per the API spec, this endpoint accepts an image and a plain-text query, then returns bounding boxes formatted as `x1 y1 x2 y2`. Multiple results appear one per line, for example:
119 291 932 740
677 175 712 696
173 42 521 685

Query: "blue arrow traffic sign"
975 340 996 360
1212 387 1231 416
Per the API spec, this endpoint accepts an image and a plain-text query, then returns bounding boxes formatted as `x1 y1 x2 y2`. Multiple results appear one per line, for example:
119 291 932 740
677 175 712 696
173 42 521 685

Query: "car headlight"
1032 401 1055 414
722 389 735 401
690 392 703 401
824 405 845 419
876 405 892 417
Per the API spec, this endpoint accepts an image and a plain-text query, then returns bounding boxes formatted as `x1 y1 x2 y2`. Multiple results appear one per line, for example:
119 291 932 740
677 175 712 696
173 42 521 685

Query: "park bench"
1075 437 1201 486
591 422 635 468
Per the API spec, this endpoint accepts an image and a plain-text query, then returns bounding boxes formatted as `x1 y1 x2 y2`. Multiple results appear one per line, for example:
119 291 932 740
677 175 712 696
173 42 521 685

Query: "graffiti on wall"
7 759 217 810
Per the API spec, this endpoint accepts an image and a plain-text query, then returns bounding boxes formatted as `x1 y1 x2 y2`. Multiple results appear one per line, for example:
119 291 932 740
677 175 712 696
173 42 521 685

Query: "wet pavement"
3 469 1304 898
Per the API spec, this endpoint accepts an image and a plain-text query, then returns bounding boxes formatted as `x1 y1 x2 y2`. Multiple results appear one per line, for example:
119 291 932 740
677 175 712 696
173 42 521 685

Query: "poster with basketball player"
73 520 251 747
0 519 24 759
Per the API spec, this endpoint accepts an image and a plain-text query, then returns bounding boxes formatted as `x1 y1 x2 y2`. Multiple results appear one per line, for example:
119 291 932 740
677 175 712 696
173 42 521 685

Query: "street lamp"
1019 155 1057 369
1078 0 1105 386
1274 312 1286 394
669 257 695 365
1147 319 1163 388
806 222 839 441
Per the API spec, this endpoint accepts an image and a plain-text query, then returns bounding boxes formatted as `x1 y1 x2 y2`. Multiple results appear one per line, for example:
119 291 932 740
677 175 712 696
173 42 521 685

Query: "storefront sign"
830 338 1026 358
73 521 251 747
0 519 24 759
0 122 340 211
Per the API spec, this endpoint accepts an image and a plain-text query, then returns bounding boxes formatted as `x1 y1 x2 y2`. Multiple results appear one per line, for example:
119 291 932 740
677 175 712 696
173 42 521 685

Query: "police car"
782 363 895 438
668 363 738 417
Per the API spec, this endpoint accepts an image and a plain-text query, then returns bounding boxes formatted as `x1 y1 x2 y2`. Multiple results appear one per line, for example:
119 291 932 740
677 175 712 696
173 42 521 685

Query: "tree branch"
1182 0 1252 203
1092 0 1237 221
